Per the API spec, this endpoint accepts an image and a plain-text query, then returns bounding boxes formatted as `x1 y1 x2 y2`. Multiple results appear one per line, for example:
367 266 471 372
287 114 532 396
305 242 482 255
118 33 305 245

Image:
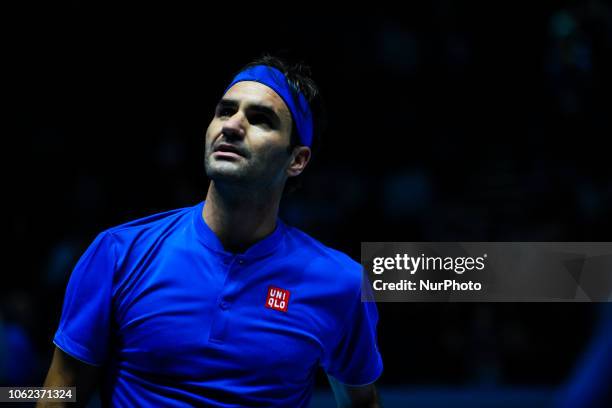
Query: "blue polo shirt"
53 201 383 407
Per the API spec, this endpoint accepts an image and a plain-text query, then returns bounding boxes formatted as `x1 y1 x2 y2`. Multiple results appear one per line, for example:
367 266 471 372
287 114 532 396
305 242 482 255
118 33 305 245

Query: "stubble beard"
204 152 254 184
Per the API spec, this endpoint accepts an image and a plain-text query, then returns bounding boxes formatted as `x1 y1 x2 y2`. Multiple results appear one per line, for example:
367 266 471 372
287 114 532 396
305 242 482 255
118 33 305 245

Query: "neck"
202 181 282 254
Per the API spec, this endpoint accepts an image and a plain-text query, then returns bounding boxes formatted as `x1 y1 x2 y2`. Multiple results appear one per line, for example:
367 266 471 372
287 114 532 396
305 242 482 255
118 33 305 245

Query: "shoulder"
92 203 199 267
282 223 363 293
104 203 196 243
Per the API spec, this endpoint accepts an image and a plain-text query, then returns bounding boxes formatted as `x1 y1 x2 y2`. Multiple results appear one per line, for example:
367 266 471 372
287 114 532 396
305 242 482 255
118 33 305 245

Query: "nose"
221 111 246 140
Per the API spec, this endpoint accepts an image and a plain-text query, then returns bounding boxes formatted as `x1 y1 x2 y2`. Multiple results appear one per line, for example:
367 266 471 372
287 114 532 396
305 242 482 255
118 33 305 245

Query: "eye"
249 113 273 128
216 106 235 118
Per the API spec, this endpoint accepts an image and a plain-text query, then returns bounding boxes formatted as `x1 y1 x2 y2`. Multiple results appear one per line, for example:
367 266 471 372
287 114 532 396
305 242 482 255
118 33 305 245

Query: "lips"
214 143 246 158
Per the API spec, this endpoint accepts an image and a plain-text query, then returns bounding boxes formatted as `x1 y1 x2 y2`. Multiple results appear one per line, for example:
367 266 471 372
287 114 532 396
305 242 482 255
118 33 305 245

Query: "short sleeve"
321 278 383 386
53 231 116 366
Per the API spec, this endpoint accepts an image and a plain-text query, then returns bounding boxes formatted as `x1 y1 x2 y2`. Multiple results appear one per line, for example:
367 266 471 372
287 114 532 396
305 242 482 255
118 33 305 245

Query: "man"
40 55 383 407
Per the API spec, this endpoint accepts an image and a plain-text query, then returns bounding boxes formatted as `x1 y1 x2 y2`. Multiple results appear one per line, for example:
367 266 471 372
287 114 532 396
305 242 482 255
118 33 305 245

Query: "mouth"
213 143 246 159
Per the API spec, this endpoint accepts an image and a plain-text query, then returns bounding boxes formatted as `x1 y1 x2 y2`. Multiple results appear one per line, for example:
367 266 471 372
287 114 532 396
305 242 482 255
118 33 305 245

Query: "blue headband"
224 65 314 147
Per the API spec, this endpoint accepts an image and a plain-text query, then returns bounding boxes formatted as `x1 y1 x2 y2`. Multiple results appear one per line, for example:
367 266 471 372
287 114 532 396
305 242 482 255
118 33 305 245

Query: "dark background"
4 1 612 406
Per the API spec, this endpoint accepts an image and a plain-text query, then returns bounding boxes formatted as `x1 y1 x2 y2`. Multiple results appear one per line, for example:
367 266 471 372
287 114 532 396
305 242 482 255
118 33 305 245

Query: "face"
204 81 306 190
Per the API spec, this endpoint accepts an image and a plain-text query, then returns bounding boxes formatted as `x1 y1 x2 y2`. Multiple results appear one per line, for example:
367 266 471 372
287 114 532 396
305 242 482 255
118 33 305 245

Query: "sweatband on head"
224 65 314 147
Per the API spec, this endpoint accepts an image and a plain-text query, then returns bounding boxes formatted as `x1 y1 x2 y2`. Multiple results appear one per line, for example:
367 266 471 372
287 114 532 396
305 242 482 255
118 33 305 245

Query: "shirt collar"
192 200 285 260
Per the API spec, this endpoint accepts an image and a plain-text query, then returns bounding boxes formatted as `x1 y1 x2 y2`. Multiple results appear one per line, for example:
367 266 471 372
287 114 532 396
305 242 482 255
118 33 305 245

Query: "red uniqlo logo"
265 286 290 312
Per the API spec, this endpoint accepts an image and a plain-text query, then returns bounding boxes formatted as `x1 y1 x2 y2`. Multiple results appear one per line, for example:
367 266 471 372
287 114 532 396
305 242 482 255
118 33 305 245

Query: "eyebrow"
216 98 283 127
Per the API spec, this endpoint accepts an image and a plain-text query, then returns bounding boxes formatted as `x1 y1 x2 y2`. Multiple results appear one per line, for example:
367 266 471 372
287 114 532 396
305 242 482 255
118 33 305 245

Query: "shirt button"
238 259 245 265
219 300 229 310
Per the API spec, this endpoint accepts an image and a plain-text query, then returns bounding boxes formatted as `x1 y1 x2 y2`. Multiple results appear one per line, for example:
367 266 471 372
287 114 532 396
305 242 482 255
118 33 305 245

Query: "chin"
205 165 250 184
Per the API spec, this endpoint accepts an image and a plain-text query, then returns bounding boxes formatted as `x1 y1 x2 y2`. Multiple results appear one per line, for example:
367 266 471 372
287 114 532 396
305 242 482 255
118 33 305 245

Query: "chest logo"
265 286 290 312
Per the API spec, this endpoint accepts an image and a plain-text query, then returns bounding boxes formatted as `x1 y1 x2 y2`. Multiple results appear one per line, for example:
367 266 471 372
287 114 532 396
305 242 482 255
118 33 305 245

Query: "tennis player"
39 55 383 407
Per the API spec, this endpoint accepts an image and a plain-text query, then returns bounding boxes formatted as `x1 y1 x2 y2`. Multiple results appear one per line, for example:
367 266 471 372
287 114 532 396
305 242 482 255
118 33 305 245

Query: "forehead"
222 81 292 122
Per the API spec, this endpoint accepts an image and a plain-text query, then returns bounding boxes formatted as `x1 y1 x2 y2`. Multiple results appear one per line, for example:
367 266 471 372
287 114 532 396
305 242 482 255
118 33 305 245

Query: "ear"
287 146 311 178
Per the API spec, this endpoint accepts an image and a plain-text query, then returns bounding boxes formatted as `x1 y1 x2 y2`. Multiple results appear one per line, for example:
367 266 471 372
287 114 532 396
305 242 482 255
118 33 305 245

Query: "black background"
5 0 612 396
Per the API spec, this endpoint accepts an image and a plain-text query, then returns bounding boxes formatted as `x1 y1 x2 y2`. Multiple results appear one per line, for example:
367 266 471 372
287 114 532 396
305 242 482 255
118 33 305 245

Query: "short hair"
237 55 327 194
240 54 326 152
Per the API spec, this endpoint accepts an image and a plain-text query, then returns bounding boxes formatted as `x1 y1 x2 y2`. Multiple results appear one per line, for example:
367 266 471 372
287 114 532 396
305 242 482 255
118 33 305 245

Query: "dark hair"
239 54 327 193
